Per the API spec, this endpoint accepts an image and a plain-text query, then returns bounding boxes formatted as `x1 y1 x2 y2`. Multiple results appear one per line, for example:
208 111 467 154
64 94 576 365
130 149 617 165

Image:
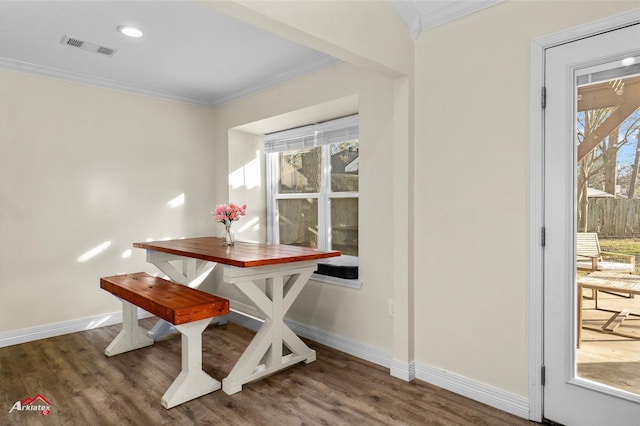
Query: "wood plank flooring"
0 318 534 426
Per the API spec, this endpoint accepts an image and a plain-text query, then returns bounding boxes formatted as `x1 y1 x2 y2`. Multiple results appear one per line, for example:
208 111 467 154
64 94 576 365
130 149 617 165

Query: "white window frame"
265 115 362 289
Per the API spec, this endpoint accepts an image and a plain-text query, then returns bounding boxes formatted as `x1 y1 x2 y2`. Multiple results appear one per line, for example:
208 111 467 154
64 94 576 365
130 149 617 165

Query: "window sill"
310 273 362 290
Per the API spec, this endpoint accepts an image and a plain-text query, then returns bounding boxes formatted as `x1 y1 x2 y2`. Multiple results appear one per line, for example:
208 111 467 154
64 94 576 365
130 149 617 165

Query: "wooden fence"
587 198 640 237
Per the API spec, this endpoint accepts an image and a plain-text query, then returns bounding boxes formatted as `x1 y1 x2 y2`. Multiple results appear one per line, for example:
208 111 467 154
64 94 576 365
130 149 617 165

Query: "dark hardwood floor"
0 318 535 425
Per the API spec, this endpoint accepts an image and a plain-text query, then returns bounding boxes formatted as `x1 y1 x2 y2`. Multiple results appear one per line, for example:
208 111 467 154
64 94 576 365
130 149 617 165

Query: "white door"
544 23 640 425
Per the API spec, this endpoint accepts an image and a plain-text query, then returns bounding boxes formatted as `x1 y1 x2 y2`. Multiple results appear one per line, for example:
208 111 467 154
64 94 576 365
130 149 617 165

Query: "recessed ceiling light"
621 57 636 66
118 25 143 38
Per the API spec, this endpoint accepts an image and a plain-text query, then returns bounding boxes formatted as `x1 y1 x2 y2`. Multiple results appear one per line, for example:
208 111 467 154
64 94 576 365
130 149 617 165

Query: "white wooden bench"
100 272 229 408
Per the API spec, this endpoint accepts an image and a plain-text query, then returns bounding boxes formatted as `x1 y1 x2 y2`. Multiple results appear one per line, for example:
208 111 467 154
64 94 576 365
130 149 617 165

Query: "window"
265 115 359 284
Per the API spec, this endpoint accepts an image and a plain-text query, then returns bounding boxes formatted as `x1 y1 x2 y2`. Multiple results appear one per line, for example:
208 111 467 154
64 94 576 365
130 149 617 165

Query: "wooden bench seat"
100 272 229 408
100 272 228 325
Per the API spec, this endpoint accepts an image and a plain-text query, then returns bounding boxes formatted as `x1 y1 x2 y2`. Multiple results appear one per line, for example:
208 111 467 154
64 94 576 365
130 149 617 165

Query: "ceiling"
0 1 500 107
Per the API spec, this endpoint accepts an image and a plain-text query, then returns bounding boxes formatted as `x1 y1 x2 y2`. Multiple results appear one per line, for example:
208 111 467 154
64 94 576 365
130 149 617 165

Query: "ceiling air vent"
61 35 116 57
65 37 84 48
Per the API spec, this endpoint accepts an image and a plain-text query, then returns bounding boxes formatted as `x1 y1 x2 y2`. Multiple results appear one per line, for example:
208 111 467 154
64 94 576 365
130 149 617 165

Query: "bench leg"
161 318 220 409
147 317 230 341
147 319 177 341
105 300 154 356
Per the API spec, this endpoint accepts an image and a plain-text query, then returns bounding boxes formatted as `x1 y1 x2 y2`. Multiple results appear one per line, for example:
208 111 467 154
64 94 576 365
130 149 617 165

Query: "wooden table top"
577 271 640 294
133 237 341 268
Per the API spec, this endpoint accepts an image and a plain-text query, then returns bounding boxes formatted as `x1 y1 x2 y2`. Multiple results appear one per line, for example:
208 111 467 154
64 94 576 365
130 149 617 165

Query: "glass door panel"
576 60 640 395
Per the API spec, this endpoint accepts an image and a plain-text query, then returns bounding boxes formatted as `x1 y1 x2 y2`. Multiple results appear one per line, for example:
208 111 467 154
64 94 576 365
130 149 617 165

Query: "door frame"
529 9 640 422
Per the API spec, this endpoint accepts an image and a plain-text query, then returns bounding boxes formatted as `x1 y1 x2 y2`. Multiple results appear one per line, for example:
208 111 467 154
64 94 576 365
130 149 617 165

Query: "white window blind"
264 114 359 153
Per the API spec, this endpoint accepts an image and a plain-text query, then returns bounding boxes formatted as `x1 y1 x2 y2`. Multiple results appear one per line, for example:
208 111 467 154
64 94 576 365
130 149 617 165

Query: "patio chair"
576 232 635 274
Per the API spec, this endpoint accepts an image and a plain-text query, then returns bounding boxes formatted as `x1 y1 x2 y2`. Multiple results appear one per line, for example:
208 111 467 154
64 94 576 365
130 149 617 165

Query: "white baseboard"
288 317 392 369
416 362 530 420
391 359 416 381
228 310 529 420
226 309 392 369
0 309 152 349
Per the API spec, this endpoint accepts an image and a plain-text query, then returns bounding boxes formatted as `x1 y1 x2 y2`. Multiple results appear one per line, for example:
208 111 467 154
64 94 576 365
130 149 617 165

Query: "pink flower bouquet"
211 203 247 226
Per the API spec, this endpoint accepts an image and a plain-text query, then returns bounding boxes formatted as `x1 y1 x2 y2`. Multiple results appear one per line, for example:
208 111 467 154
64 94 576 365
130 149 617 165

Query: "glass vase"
223 224 234 246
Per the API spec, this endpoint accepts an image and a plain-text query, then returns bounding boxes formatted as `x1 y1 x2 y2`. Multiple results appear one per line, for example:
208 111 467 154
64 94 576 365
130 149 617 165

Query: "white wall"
0 68 216 333
414 0 640 398
227 129 265 243
210 63 397 350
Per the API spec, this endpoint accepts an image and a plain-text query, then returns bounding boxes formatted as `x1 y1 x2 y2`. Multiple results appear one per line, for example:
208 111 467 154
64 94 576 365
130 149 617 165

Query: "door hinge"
541 86 546 109
541 226 546 247
541 365 546 386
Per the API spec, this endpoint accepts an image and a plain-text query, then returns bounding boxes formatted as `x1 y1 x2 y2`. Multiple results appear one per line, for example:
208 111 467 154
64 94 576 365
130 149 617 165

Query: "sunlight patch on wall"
238 216 260 233
187 265 216 289
167 193 185 208
121 249 132 259
229 151 261 190
85 314 114 330
77 241 112 263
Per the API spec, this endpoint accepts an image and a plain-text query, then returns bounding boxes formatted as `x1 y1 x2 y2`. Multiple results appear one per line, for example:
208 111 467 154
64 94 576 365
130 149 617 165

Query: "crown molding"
421 1 503 31
0 57 213 106
391 0 503 40
0 54 341 108
390 0 423 40
209 55 341 108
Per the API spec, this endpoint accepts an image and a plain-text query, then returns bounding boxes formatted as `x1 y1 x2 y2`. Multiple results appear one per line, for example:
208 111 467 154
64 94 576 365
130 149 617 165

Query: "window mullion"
318 144 331 251
329 192 359 198
266 153 278 243
275 193 321 199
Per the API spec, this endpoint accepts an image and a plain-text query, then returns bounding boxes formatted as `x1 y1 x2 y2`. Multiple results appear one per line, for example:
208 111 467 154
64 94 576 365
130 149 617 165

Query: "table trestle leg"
222 268 315 395
265 276 283 368
283 326 316 363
